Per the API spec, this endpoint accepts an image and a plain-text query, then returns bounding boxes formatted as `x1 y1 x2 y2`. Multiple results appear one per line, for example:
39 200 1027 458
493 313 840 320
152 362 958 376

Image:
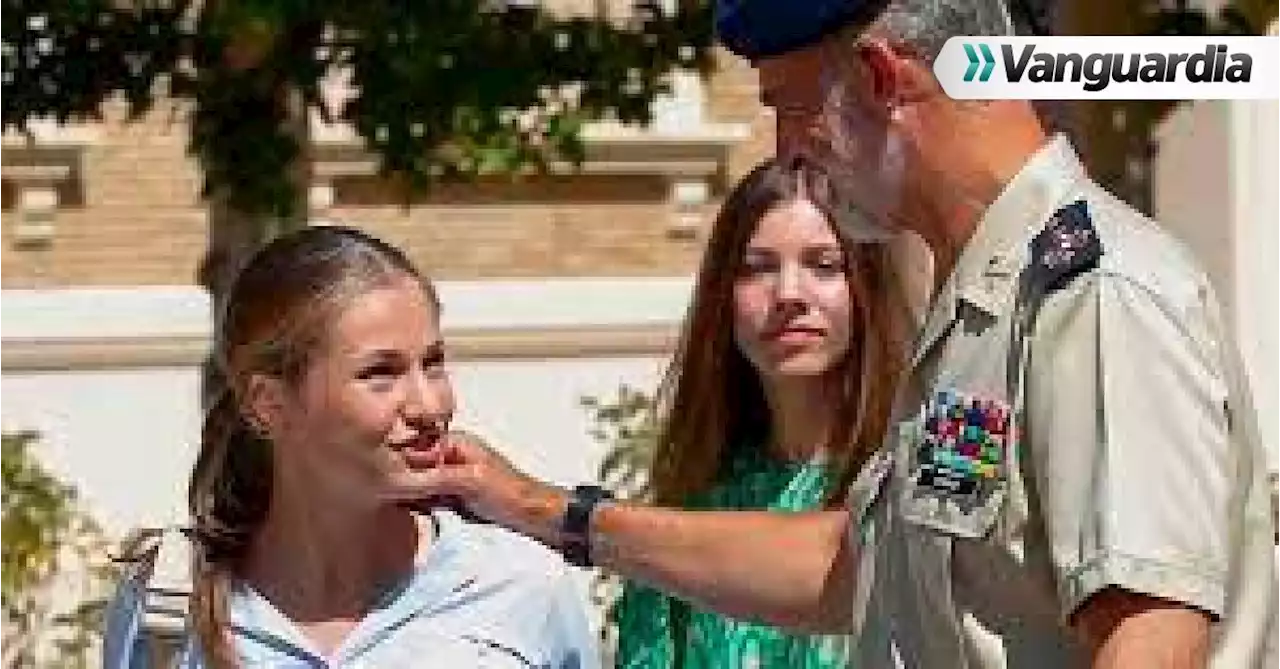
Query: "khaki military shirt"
847 135 1278 668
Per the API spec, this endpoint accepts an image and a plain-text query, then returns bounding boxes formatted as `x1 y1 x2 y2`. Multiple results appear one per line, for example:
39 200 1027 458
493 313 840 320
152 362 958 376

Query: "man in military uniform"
390 0 1278 666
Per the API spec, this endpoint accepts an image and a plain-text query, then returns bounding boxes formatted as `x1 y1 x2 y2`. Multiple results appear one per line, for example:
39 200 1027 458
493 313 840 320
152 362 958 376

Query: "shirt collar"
913 135 1088 363
225 510 468 664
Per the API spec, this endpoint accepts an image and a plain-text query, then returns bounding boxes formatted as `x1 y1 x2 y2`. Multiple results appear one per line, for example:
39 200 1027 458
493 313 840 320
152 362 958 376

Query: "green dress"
612 447 850 669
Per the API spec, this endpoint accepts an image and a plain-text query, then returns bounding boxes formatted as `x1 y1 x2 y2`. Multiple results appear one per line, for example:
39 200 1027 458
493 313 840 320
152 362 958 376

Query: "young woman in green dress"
612 158 912 669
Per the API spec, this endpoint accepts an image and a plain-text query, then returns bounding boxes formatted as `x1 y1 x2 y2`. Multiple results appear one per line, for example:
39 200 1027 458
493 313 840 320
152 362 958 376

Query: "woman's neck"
762 375 837 463
241 487 424 623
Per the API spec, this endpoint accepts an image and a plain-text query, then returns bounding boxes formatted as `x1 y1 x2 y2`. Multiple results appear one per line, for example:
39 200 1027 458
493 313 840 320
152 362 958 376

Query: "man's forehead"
757 42 837 105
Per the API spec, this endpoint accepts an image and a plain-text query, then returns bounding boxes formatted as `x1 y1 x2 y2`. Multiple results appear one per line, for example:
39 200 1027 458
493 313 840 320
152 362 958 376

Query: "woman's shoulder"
423 510 598 666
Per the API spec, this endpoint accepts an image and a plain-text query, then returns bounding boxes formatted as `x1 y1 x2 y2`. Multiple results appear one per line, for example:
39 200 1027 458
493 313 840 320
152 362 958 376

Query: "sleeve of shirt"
1025 269 1233 621
612 581 676 669
843 449 891 635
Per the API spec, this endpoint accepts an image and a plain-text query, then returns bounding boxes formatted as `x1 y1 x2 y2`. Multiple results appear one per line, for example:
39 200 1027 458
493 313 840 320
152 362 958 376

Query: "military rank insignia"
900 388 1013 538
1028 199 1104 295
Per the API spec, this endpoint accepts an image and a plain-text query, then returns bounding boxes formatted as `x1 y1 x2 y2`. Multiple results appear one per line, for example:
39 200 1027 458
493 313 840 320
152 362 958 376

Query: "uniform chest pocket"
899 388 1014 540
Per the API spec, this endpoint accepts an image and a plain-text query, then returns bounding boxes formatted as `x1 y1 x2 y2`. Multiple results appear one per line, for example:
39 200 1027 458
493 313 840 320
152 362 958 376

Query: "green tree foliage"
2 431 114 669
2 0 714 219
583 383 658 500
581 384 659 661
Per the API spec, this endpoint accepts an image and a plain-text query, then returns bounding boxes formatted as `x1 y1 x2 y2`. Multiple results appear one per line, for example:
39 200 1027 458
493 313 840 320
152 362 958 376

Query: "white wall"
1 368 205 535
451 356 664 486
2 287 214 536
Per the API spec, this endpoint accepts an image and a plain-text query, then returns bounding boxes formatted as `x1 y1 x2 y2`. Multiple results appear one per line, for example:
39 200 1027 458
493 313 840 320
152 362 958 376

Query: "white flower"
515 108 538 134
559 81 583 107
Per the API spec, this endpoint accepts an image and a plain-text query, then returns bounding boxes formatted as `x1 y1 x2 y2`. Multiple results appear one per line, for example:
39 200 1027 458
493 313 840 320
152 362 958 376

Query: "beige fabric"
847 136 1279 668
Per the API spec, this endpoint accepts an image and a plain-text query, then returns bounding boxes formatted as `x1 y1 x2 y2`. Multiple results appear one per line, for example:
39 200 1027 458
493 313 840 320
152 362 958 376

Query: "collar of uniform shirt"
912 134 1089 364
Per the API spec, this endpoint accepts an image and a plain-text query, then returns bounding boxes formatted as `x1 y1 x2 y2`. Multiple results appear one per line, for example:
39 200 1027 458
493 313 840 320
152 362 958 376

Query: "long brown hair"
187 225 436 668
648 159 911 507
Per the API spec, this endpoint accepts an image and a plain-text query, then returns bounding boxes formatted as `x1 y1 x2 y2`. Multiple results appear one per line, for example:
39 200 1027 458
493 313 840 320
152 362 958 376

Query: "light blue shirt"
103 510 600 668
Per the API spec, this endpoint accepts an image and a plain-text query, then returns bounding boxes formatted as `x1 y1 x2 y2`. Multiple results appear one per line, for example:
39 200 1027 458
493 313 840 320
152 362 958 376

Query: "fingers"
399 432 474 471
382 466 466 505
443 429 489 461
400 448 440 470
395 495 465 515
387 430 490 499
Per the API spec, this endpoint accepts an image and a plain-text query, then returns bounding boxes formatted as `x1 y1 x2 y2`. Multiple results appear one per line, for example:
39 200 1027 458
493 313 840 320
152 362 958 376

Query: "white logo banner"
934 36 1280 100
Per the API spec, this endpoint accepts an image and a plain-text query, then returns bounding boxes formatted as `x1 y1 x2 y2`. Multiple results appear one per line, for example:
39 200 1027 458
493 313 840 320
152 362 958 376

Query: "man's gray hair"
850 0 1017 63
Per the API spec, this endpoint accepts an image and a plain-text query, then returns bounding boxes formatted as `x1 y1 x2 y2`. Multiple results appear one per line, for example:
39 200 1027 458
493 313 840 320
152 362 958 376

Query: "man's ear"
851 37 933 111
243 373 286 439
851 38 900 110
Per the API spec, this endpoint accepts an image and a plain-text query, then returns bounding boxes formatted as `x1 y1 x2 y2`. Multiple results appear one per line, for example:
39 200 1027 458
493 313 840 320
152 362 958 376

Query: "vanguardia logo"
963 43 996 82
935 37 1276 100
992 43 1253 91
998 42 1249 90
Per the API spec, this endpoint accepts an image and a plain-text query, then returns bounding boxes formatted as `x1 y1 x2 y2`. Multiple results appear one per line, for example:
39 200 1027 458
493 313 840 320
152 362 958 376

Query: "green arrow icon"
963 43 996 82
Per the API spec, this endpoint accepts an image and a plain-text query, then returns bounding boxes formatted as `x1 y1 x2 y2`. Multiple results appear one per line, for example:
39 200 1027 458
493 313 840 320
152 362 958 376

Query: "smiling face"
250 275 454 506
731 197 855 380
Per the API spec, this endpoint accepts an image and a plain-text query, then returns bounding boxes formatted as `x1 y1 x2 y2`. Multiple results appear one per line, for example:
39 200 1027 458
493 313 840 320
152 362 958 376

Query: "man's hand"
383 430 855 633
384 431 569 545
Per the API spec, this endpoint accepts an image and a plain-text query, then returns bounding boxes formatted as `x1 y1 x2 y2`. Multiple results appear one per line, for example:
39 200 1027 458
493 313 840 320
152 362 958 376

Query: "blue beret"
715 0 871 60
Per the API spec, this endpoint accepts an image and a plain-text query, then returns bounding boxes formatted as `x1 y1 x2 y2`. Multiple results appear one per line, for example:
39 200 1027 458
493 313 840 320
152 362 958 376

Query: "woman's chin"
764 355 839 378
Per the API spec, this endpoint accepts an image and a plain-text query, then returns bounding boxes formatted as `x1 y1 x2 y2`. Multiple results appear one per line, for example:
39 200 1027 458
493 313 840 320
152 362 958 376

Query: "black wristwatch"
560 485 614 568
